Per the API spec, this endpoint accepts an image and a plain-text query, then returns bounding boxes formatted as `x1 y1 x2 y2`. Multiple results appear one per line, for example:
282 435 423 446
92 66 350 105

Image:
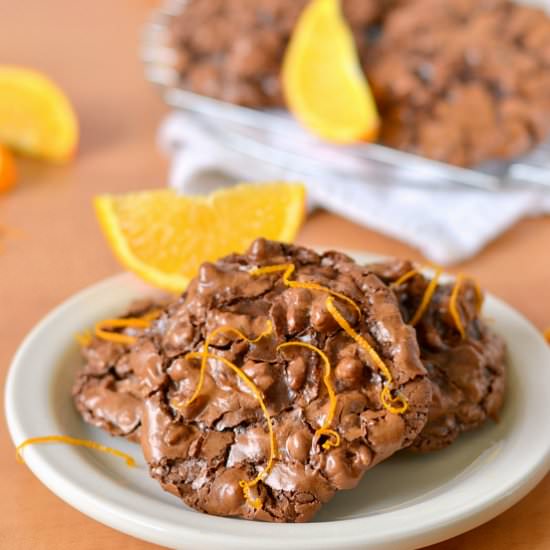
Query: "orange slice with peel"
0 145 17 193
94 183 306 293
282 0 379 143
0 66 78 162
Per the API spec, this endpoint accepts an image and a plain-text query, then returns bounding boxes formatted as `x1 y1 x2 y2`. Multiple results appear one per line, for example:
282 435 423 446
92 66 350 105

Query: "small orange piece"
282 0 379 143
0 66 78 162
0 145 17 193
94 183 306 293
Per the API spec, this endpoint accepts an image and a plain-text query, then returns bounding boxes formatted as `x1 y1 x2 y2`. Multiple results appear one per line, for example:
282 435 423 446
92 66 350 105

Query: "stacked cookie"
73 239 506 522
166 0 550 166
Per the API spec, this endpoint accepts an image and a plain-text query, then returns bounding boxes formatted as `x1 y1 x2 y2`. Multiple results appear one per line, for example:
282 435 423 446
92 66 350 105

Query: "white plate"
5 253 550 550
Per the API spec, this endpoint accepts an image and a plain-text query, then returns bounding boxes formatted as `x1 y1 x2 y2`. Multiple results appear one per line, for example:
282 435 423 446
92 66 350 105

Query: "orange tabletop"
1 1 549 548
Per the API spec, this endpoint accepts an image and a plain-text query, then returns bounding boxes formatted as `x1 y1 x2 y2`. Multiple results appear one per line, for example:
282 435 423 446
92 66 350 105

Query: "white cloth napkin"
159 111 550 265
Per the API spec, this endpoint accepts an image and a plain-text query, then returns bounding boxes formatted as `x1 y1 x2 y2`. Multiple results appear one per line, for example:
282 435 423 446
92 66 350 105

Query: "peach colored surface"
1 1 549 548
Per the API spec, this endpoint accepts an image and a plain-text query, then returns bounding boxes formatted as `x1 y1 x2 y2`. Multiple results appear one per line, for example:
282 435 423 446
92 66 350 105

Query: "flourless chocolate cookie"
73 299 171 442
74 254 506 457
89 239 429 522
137 240 433 521
364 0 550 166
370 260 506 452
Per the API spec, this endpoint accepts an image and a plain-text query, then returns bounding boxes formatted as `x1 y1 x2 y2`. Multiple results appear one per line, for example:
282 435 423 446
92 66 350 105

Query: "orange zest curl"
449 274 485 339
95 317 151 345
250 263 362 319
410 267 443 327
75 330 93 347
251 263 407 415
139 309 163 322
390 269 418 289
94 309 162 345
277 342 340 450
185 351 277 511
180 321 273 409
449 273 466 339
472 279 484 314
326 296 408 414
16 435 136 467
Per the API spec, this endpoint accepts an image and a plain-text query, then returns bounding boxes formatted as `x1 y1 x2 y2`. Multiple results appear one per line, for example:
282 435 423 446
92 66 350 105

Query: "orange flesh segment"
0 66 78 162
94 184 306 293
282 0 379 143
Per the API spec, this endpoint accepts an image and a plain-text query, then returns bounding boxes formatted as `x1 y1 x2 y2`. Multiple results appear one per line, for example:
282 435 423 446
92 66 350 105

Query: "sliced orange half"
282 0 379 143
94 183 306 293
0 66 78 162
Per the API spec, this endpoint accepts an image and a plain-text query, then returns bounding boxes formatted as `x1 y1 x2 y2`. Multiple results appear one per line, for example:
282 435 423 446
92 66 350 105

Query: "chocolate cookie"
168 0 391 107
74 254 506 457
166 0 550 166
106 239 430 522
364 0 550 165
370 260 506 452
73 299 171 442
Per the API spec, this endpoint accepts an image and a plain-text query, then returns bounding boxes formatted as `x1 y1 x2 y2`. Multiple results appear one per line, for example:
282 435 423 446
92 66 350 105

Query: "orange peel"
75 330 93 347
251 263 408 415
0 145 17 194
180 321 273 409
410 267 443 326
16 435 136 467
449 273 466 339
326 296 408 414
390 268 418 289
278 341 340 450
92 309 162 345
184 351 277 511
250 263 361 319
94 317 152 345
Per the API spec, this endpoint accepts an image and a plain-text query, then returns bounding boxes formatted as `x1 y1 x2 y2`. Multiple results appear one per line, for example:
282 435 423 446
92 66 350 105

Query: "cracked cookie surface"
370 260 506 452
99 239 431 522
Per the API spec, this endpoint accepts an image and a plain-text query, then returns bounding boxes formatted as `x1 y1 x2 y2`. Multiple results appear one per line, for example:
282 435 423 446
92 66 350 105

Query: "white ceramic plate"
5 253 550 550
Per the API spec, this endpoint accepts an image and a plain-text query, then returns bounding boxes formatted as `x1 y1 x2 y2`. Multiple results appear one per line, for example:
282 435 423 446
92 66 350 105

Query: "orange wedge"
94 183 306 293
282 0 379 143
0 66 78 162
0 145 17 193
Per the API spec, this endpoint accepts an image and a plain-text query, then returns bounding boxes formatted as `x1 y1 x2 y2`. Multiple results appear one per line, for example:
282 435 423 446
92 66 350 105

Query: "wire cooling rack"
141 0 550 192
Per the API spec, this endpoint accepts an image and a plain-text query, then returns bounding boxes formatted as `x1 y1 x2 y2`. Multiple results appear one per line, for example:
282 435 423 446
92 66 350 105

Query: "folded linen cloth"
159 111 550 265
